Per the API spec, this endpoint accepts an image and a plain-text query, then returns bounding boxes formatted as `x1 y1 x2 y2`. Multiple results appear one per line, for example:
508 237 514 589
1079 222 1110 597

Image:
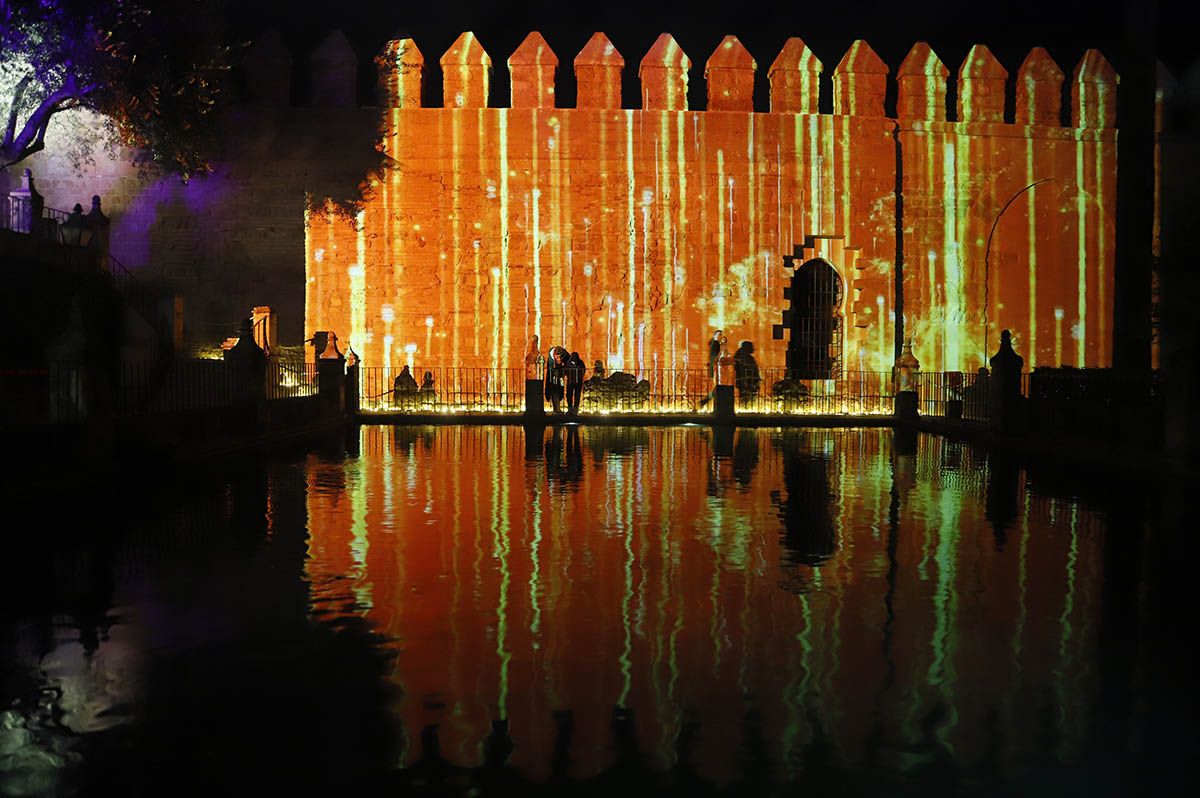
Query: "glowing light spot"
404 343 417 354
314 248 325 263
381 305 395 323
491 267 501 277
583 263 594 277
425 316 434 328
412 224 421 231
1054 307 1065 320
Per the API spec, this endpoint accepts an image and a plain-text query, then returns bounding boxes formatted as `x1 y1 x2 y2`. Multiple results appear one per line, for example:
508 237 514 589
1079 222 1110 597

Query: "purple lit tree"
0 0 240 178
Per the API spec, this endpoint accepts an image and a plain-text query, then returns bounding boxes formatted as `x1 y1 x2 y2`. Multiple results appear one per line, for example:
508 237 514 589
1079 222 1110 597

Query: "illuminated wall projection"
303 426 1108 783
305 32 1117 373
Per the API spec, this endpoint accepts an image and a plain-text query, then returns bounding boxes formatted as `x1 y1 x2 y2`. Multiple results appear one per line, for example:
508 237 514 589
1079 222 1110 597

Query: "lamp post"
983 177 1055 363
60 203 91 247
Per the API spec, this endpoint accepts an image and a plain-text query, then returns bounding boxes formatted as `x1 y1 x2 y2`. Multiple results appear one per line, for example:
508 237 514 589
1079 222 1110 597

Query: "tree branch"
8 84 80 156
3 74 33 147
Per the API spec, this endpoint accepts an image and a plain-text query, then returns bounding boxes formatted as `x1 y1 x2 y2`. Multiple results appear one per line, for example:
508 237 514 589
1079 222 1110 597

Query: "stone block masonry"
307 31 1116 374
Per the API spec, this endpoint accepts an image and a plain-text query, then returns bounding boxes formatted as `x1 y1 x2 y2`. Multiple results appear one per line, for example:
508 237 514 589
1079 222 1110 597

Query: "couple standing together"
545 346 586 415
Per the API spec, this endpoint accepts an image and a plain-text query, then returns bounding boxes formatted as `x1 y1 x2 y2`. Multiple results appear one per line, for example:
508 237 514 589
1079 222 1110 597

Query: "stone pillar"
714 337 736 422
7 168 43 235
377 38 424 108
524 335 545 420
1072 49 1118 128
768 37 821 114
893 339 920 421
317 331 346 413
958 45 1008 123
344 346 360 415
441 32 492 109
1016 47 1064 126
988 329 1025 434
639 33 690 111
509 31 557 108
574 32 623 109
897 42 948 121
833 40 888 117
85 195 110 258
251 305 276 354
705 36 755 112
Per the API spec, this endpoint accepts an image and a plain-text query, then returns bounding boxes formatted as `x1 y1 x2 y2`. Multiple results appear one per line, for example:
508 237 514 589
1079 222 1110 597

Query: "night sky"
221 0 1191 110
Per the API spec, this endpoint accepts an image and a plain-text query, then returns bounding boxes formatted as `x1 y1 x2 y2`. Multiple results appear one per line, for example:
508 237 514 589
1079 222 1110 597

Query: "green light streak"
1054 506 1079 760
500 111 511 371
676 113 688 370
1096 138 1106 363
618 461 634 707
350 458 372 612
943 140 962 369
1026 139 1038 362
1075 143 1087 366
532 108 542 342
808 116 819 235
716 149 727 329
927 491 960 752
626 111 637 369
491 432 512 718
529 475 543 638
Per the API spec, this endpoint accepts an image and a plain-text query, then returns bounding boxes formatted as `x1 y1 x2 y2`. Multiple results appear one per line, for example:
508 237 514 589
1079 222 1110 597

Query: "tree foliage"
1 0 242 177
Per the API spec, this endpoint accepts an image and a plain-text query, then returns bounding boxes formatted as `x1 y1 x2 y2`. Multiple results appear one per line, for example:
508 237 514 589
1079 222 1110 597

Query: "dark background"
219 0 1193 110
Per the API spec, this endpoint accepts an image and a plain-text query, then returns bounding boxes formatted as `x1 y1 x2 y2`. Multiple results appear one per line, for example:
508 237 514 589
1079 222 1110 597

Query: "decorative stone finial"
768 37 822 114
958 45 1008 122
377 38 425 108
575 32 624 109
311 30 357 107
705 36 756 112
1072 49 1118 128
833 40 888 116
1016 47 1064 126
639 33 690 111
509 32 558 108
897 42 948 120
441 32 492 109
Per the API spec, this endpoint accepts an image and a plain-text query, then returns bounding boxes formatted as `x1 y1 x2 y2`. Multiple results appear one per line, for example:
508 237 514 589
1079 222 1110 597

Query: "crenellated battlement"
263 29 1120 129
302 28 1121 378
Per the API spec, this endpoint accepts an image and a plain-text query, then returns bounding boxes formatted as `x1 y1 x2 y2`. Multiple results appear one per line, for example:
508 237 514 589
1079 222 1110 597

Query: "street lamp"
983 177 1055 363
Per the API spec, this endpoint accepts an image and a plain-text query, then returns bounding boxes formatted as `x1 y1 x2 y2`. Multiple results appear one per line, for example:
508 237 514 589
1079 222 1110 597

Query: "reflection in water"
2 427 1194 794
298 426 1153 789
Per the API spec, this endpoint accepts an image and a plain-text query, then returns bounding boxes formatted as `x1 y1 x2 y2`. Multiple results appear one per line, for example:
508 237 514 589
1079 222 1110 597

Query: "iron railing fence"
0 366 89 426
358 366 527 413
734 369 895 415
915 370 993 421
356 365 897 416
116 359 242 416
267 358 318 400
1028 368 1161 446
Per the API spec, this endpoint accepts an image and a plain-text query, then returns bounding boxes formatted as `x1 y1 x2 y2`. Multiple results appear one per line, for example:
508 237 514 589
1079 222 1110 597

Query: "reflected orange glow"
304 426 1105 784
306 34 1116 375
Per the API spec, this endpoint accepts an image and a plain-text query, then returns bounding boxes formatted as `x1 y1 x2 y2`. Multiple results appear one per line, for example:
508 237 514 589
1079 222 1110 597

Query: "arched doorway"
786 258 843 379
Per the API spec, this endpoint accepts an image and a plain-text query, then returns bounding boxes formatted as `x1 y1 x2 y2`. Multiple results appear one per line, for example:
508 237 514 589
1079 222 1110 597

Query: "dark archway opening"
785 258 843 379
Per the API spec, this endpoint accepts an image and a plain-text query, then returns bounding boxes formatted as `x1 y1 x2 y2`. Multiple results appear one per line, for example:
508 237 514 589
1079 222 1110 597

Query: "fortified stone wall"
306 31 1118 374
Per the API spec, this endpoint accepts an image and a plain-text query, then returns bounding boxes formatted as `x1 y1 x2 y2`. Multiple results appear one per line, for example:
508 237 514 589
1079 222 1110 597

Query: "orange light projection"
303 426 1108 783
305 32 1116 374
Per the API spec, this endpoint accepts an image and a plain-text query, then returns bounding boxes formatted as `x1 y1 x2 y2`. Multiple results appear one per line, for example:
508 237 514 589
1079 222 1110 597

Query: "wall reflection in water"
302 426 1114 786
